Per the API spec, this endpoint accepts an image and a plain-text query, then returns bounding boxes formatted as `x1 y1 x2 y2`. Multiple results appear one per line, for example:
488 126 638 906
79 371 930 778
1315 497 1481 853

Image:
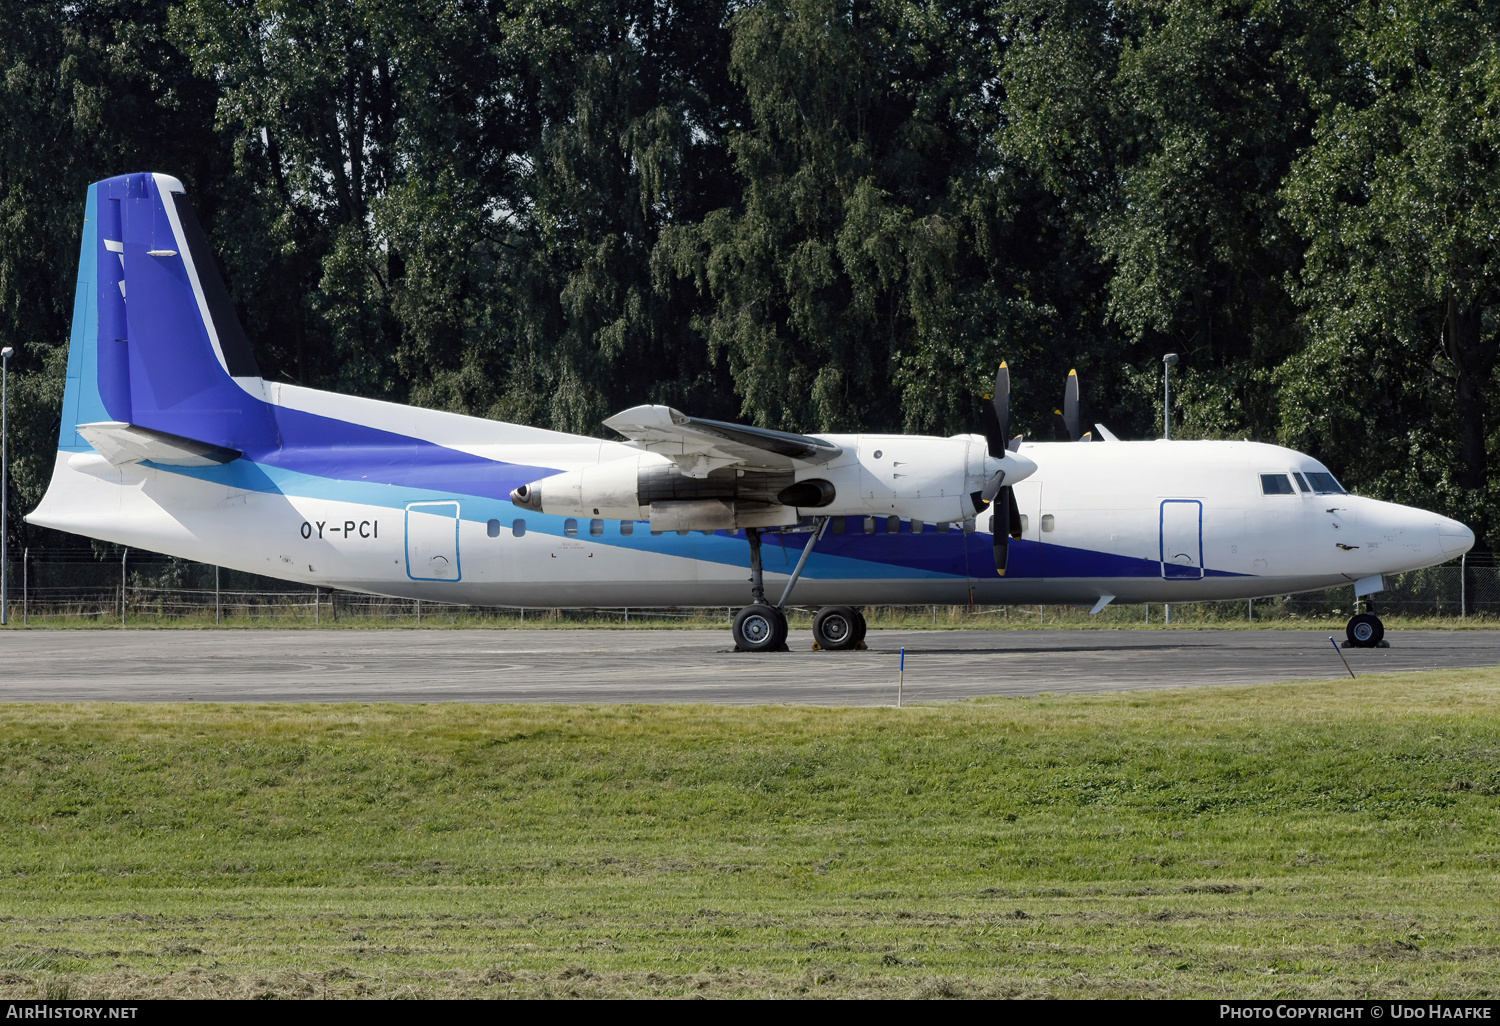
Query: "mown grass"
2 672 1499 998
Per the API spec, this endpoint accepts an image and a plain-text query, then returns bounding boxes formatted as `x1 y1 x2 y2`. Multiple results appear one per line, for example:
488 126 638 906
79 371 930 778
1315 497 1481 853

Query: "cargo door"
406 501 461 582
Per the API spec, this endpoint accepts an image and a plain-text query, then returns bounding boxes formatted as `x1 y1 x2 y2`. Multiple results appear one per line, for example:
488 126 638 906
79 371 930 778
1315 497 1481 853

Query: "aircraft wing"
602 405 842 478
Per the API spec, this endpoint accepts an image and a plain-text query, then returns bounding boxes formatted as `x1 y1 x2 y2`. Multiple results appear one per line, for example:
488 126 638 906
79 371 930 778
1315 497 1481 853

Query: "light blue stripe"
150 459 960 581
60 186 109 450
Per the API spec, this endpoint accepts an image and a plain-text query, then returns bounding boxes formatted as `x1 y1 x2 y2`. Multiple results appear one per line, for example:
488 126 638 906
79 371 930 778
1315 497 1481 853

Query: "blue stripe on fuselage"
152 455 1248 581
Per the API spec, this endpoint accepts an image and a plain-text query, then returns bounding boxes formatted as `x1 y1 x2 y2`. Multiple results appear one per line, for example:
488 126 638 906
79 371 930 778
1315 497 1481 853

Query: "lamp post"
1162 353 1178 440
1 345 12 627
1162 352 1177 626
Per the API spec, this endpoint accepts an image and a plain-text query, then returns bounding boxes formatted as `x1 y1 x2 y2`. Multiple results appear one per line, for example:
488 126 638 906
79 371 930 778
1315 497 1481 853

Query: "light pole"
1161 352 1178 626
1 345 11 627
1162 353 1178 440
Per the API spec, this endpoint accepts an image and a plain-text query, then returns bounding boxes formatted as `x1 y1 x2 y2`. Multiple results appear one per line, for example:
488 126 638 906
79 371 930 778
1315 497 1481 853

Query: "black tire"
850 607 868 646
1346 613 1384 648
813 605 859 650
734 604 788 652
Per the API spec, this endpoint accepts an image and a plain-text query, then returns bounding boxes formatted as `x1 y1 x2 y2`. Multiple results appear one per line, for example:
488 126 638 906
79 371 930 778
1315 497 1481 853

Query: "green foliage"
1280 0 1500 546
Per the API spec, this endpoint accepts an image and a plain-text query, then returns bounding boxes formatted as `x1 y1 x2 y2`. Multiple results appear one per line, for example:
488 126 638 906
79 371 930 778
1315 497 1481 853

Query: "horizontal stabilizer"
77 421 241 467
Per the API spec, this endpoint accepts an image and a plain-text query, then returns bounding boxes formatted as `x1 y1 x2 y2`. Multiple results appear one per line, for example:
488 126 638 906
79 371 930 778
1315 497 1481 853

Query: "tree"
0 0 231 549
1280 0 1500 548
666 0 1034 434
998 0 1330 442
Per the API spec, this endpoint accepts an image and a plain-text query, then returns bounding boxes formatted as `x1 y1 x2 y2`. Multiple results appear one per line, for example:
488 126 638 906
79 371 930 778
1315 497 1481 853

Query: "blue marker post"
898 647 905 708
1329 637 1355 679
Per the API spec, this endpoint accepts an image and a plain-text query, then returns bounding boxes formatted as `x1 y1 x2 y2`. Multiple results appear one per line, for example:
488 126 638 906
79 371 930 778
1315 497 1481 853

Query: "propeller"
1054 369 1082 441
979 363 1026 576
1052 368 1102 441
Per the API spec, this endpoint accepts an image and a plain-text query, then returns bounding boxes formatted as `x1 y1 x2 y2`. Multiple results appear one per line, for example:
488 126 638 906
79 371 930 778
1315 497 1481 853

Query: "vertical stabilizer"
56 173 276 458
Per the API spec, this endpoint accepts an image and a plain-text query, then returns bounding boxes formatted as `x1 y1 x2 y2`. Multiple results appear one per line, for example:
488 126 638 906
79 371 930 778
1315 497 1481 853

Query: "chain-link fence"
1 548 1497 626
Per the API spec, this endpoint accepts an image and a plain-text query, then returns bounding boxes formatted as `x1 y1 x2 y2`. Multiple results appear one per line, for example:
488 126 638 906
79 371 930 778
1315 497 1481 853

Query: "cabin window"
1041 514 1055 533
1292 472 1310 493
1305 472 1346 495
620 520 634 536
961 519 975 534
564 518 578 537
590 518 603 536
1260 474 1295 495
887 515 900 533
832 517 846 534
912 520 924 534
863 516 876 534
937 521 951 533
487 519 501 538
512 519 526 537
1019 514 1029 533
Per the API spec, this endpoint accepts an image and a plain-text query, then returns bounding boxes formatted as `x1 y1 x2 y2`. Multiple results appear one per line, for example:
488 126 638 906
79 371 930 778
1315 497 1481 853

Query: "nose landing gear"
1343 603 1388 648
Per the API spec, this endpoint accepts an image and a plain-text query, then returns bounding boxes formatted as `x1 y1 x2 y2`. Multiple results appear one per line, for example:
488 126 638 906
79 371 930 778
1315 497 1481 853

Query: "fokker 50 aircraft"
27 173 1476 651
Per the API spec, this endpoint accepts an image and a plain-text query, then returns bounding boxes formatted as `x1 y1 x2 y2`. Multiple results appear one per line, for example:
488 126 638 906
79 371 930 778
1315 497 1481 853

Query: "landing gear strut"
1344 601 1387 649
731 519 865 652
731 526 793 652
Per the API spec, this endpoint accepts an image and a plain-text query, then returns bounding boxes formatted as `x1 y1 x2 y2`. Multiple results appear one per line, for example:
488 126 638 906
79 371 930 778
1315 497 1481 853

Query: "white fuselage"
28 402 1473 610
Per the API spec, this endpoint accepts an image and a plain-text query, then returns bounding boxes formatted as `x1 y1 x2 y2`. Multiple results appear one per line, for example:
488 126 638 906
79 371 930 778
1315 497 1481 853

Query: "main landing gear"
1343 602 1387 649
731 520 867 653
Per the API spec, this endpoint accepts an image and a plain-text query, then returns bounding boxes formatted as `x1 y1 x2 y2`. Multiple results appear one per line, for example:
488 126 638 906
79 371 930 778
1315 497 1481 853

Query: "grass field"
2 670 1499 999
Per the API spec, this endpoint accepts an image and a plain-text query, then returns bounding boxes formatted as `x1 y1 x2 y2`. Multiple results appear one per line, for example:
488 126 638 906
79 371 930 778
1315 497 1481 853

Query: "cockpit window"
1292 472 1310 493
1304 472 1345 495
1260 474 1295 495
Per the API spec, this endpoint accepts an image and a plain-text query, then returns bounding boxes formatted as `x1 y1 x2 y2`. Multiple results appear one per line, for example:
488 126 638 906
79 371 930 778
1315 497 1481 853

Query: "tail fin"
57 172 276 458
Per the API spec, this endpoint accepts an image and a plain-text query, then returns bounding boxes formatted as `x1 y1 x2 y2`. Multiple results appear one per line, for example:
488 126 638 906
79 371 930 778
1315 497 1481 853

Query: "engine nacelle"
509 453 827 530
509 434 1035 530
816 433 1035 524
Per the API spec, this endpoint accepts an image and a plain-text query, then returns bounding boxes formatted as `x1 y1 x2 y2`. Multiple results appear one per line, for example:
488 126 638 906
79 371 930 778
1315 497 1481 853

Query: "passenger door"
1160 499 1203 579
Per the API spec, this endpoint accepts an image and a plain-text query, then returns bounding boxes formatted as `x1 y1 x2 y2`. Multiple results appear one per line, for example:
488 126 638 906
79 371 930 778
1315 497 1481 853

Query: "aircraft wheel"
850 607 868 646
1346 613 1384 648
813 605 860 650
734 604 788 652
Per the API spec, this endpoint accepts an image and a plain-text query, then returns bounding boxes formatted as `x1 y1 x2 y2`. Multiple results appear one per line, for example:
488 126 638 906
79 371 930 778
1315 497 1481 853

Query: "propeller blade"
1063 368 1081 441
992 485 1024 575
992 503 1009 576
995 363 1011 447
981 362 1010 456
981 470 1004 503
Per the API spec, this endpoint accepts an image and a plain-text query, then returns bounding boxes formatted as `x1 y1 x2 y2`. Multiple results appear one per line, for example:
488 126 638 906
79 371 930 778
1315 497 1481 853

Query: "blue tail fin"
59 173 276 457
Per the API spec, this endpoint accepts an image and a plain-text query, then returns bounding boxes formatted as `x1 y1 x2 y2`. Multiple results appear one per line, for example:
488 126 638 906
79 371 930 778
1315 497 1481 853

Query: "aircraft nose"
1439 517 1475 557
